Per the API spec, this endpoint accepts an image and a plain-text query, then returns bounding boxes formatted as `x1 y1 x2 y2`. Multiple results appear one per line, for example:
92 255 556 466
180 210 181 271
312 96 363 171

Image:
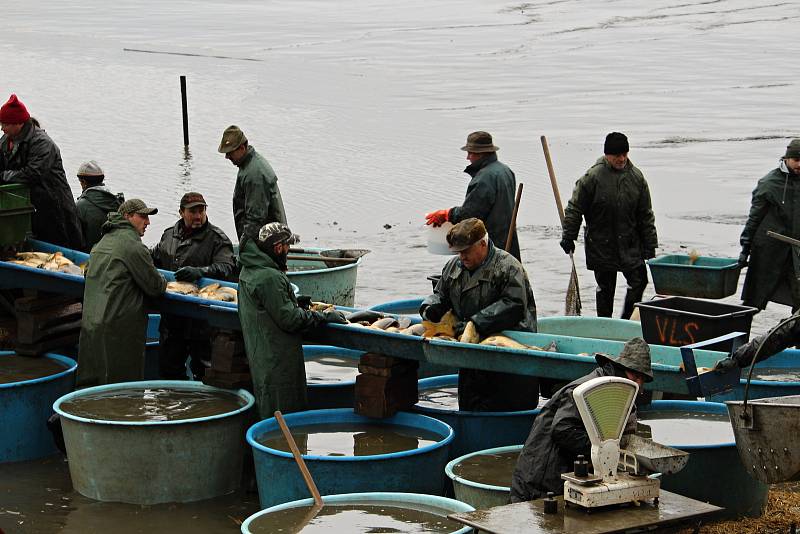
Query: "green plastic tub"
0 184 34 246
647 255 741 299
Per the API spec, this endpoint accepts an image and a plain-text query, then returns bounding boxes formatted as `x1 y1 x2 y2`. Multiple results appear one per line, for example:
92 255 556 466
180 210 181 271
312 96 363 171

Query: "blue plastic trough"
638 400 768 517
445 445 522 509
241 492 474 534
0 352 76 463
413 375 538 459
247 408 454 509
287 247 363 307
709 348 800 402
368 298 424 317
304 345 363 409
537 316 643 341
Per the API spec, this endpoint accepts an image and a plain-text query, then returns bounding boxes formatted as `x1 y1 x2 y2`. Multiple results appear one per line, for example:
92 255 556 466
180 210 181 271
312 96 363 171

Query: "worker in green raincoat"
238 222 347 418
74 160 124 252
77 199 166 387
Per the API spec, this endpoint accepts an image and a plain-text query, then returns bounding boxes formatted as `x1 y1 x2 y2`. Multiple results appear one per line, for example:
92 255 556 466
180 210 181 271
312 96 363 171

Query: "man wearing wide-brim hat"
510 337 653 502
419 217 539 412
425 131 522 260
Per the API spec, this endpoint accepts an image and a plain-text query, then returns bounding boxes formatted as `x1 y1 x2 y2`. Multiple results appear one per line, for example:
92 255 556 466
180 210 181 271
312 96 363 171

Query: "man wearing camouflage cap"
419 217 539 411
511 337 653 502
425 131 522 260
151 192 236 380
238 221 348 418
218 125 287 248
75 160 124 251
78 199 167 386
739 139 800 311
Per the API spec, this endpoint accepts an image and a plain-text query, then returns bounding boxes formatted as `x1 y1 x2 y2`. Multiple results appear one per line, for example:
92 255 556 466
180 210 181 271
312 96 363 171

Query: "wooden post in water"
180 75 189 147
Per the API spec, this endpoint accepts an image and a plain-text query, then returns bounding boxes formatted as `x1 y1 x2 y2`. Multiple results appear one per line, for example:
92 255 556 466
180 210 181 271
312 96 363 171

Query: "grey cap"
118 198 158 216
595 337 653 382
785 139 800 160
77 160 104 177
218 125 247 154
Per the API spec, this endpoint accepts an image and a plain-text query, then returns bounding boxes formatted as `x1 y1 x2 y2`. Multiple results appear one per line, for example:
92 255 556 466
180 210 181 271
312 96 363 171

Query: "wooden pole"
275 410 323 508
180 75 189 147
505 183 523 253
541 136 565 224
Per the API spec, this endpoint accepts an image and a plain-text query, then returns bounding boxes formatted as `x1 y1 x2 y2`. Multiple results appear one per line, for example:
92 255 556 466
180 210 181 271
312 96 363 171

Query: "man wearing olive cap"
238 221 348 417
419 217 539 411
739 139 800 311
78 199 167 386
218 125 287 248
425 131 521 260
75 160 124 251
511 337 653 502
151 192 236 380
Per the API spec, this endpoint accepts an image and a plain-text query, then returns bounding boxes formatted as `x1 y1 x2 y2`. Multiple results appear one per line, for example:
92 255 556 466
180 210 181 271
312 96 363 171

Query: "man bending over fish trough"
510 337 653 502
419 217 539 412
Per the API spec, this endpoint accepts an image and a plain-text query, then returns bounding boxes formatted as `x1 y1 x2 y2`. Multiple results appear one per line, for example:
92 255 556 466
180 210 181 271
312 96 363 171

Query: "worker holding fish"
560 132 658 319
510 338 653 502
75 160 124 251
0 94 84 250
425 131 521 260
238 222 348 418
419 218 539 411
151 192 236 380
739 139 800 312
218 125 287 249
77 199 167 387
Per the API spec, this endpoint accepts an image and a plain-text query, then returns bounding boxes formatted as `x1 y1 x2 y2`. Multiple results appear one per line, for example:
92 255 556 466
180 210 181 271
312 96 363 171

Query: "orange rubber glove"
425 209 449 227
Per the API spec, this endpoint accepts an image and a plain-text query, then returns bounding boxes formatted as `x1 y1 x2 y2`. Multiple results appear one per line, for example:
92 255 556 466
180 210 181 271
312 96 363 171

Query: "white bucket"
426 222 455 255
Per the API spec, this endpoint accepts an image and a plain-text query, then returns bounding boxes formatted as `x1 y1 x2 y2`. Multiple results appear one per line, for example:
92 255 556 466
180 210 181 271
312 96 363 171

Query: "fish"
400 324 426 336
422 310 459 338
396 316 412 330
310 301 335 312
459 321 481 344
370 317 398 330
346 310 385 323
166 281 199 295
480 335 530 349
15 252 51 262
688 249 700 265
198 283 238 303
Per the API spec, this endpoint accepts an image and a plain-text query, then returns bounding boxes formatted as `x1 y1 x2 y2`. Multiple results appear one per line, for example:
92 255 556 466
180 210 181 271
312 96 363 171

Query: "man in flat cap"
151 192 236 380
238 221 348 418
218 125 287 249
739 139 800 312
425 131 521 260
0 94 84 250
419 218 539 411
511 337 653 502
78 199 166 386
561 132 658 319
75 160 124 251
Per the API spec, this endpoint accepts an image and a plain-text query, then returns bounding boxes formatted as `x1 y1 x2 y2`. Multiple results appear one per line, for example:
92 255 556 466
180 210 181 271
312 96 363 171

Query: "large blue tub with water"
0 352 76 462
638 400 768 517
247 409 454 509
413 375 538 460
445 444 521 509
709 348 800 402
304 345 363 409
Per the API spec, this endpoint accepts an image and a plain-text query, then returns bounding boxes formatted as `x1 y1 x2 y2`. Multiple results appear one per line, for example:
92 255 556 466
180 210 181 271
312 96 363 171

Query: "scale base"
563 473 660 509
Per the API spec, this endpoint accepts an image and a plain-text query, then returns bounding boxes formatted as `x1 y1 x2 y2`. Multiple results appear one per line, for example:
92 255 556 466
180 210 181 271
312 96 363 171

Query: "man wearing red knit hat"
0 94 83 249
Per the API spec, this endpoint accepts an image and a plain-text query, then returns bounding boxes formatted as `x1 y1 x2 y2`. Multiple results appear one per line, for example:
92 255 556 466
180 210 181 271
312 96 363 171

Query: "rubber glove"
425 209 449 227
559 239 575 255
175 266 205 282
737 248 749 268
322 310 348 324
713 357 739 373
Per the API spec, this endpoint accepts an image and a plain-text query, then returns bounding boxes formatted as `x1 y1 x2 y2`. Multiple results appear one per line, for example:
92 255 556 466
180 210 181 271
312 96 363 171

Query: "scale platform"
562 472 660 509
447 490 722 534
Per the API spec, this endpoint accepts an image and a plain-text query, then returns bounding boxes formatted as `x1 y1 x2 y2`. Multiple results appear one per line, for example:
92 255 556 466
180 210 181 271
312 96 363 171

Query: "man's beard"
268 248 289 272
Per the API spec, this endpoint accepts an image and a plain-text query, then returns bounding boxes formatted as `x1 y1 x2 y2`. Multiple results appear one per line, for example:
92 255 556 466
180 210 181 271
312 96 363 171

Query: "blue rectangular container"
647 255 741 299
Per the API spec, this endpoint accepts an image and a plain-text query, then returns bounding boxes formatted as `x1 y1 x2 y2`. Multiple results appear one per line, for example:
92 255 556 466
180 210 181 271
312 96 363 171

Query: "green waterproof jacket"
740 164 800 309
75 185 124 251
449 153 521 260
152 219 236 281
562 157 658 272
77 213 166 386
232 146 287 246
238 240 329 418
420 243 539 411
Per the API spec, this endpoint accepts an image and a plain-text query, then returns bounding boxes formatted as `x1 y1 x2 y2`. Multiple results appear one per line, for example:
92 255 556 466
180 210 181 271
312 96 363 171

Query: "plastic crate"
635 296 758 351
0 184 34 246
647 255 741 299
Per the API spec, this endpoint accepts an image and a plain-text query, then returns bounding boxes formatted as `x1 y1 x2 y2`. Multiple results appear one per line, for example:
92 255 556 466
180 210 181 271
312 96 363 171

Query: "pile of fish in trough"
313 304 559 351
6 251 84 275
165 281 238 303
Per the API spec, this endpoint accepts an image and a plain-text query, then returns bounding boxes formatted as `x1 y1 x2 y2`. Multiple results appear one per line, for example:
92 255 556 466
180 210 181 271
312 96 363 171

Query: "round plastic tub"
304 345 363 409
413 375 538 459
247 409 454 509
287 248 363 307
241 492 474 533
0 352 76 463
638 400 768 517
445 445 521 509
54 380 254 504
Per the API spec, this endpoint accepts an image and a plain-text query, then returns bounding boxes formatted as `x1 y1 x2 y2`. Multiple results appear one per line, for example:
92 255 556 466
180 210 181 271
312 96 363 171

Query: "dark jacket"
76 185 123 251
510 364 636 502
562 157 658 272
77 213 166 387
449 153 521 260
740 163 800 309
238 239 329 418
420 242 539 411
0 121 84 249
152 219 236 281
732 312 800 368
232 146 287 246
